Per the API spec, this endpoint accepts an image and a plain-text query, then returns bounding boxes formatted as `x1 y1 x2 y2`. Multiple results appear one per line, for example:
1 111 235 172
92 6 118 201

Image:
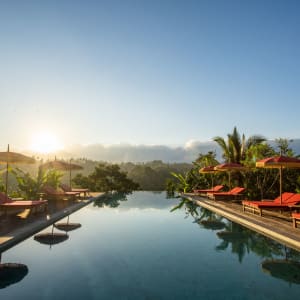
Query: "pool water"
1 191 300 299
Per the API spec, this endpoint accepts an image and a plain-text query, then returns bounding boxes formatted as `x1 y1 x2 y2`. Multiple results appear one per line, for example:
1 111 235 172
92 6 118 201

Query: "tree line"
2 126 300 199
168 127 300 200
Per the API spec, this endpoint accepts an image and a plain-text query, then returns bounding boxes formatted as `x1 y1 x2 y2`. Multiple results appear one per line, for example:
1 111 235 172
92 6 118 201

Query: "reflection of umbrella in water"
256 156 300 204
34 226 69 249
0 144 35 196
40 159 83 188
216 230 248 241
214 163 246 189
0 253 28 289
262 259 300 284
216 222 249 242
54 215 82 232
199 219 226 230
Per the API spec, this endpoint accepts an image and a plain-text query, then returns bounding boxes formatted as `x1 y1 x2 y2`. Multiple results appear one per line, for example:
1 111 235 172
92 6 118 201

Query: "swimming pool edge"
0 193 105 253
182 194 300 252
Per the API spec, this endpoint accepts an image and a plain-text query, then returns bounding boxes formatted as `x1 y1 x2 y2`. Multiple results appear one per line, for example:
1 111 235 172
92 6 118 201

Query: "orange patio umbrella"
199 165 218 189
0 144 36 196
214 163 246 189
256 156 300 204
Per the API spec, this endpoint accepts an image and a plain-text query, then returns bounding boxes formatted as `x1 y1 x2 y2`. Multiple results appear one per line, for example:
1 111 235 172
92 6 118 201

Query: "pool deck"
182 193 300 252
0 192 104 253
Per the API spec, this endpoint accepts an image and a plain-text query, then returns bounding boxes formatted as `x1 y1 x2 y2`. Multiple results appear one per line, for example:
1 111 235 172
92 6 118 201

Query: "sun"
30 132 63 153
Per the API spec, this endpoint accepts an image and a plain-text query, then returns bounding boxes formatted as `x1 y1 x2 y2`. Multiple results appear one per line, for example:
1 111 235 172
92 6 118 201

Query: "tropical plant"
213 126 266 164
193 151 219 168
13 168 63 199
170 172 191 193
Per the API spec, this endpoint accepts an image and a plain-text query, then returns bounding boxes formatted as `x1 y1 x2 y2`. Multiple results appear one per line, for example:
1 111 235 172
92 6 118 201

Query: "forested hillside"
120 160 192 190
1 159 192 192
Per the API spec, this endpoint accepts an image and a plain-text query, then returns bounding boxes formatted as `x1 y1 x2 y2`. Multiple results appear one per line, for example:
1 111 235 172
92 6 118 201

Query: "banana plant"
170 171 191 193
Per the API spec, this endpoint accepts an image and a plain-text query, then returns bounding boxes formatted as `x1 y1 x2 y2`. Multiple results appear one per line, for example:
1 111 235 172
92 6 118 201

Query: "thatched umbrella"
214 163 246 189
0 144 35 196
40 159 83 188
199 165 218 190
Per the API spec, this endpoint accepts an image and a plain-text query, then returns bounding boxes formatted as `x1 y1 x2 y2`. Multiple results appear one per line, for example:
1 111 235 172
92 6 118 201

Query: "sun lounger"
292 212 300 228
43 185 80 200
207 187 246 200
242 192 300 216
60 184 90 198
0 192 47 216
193 185 224 196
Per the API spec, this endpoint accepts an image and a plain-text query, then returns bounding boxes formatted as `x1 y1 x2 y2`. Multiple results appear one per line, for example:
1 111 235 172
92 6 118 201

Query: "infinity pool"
1 191 300 299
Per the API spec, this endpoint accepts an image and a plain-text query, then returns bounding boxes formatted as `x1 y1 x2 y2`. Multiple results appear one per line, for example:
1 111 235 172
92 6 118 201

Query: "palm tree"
193 151 219 168
213 126 266 164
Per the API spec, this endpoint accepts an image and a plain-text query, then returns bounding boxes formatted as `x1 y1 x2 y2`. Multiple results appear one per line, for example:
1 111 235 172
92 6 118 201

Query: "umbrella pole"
69 168 72 189
5 161 8 196
69 159 72 188
5 144 9 196
280 166 282 205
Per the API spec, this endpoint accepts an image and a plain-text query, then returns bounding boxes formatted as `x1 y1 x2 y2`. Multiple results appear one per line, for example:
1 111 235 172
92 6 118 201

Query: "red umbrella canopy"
256 156 300 169
199 166 217 173
214 163 246 171
256 156 300 204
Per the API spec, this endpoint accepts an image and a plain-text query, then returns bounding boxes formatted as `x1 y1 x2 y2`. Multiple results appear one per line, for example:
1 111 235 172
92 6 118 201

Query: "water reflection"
34 224 69 249
196 207 226 230
0 252 28 289
171 198 199 219
178 201 300 285
93 192 129 208
54 215 82 233
92 191 178 210
216 222 251 263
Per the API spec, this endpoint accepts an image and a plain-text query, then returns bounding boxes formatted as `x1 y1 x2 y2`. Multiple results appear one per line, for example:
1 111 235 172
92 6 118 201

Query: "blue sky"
0 0 299 153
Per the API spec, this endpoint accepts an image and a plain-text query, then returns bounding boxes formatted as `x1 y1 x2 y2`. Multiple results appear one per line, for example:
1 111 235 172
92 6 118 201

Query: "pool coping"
182 193 300 252
0 193 104 253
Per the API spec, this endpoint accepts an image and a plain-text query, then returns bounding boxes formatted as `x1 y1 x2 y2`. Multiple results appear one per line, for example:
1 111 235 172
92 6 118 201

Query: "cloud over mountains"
45 141 221 163
31 139 300 163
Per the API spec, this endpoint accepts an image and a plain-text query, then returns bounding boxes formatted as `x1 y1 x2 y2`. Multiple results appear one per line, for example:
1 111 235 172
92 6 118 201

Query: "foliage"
166 129 300 199
193 151 219 168
121 160 192 191
13 168 63 199
170 172 191 193
275 138 295 156
72 163 139 193
213 126 266 164
93 192 129 208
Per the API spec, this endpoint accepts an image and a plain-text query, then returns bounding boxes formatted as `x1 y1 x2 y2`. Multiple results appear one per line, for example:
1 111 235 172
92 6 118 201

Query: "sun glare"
30 132 63 153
